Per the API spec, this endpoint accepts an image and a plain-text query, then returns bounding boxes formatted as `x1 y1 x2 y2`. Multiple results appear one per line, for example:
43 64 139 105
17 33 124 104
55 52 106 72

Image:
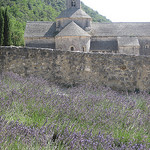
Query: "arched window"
145 44 149 49
70 46 75 51
71 0 76 7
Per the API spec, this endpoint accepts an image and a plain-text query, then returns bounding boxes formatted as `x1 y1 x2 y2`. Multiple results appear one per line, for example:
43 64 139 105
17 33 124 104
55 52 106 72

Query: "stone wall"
55 36 90 52
1 46 150 92
118 46 140 56
56 18 91 31
25 37 55 49
90 37 118 52
139 37 150 55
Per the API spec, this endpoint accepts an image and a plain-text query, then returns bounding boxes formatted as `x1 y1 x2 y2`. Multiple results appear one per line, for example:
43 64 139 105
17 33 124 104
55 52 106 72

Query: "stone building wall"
90 37 118 52
0 46 150 92
56 18 91 31
118 46 140 56
55 36 90 52
66 0 81 9
139 37 150 55
25 37 55 49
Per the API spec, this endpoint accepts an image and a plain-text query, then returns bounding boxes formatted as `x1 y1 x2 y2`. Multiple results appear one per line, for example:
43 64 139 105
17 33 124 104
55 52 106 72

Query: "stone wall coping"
1 46 150 58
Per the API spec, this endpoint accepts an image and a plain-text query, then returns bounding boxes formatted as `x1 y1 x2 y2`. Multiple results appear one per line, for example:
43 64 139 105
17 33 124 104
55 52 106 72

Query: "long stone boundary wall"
0 46 150 92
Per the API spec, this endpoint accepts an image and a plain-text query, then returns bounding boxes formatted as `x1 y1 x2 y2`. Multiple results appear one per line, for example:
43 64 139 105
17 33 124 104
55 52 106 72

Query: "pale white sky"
81 0 150 22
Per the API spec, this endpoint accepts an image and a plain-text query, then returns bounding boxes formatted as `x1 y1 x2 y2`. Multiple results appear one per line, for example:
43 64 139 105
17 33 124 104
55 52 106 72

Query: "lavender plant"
0 72 149 149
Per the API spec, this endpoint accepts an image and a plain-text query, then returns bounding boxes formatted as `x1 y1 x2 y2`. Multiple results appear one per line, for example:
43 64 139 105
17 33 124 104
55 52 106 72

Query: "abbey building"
24 0 150 55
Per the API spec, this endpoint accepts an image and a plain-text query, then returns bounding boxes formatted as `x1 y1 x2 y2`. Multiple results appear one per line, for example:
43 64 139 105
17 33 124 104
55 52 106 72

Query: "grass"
0 72 150 149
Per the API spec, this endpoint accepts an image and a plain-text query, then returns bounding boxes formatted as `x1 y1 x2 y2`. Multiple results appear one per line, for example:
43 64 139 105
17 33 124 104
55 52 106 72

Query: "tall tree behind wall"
0 7 24 46
3 8 11 46
0 8 4 46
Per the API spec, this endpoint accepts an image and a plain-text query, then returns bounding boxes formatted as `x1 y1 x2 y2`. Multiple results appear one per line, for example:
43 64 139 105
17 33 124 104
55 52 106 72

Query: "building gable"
56 21 90 37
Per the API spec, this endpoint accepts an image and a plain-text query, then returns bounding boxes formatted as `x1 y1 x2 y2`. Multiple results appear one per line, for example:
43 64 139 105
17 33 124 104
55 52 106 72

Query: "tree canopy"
0 7 11 46
0 7 4 46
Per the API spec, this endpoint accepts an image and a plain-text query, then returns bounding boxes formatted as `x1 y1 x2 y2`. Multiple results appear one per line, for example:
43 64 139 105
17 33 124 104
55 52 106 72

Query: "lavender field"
0 72 150 150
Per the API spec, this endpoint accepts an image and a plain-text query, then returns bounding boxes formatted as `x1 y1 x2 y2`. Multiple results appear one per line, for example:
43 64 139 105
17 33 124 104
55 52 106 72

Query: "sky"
81 0 150 22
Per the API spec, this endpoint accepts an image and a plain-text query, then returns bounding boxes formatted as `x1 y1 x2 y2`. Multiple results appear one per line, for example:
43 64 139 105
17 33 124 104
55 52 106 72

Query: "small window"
71 0 76 7
70 46 75 51
145 45 149 49
83 46 86 52
86 20 89 27
56 22 59 28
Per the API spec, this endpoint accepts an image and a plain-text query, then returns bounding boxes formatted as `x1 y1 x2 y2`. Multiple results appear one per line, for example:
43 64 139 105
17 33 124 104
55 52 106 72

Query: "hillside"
0 0 110 46
0 0 110 23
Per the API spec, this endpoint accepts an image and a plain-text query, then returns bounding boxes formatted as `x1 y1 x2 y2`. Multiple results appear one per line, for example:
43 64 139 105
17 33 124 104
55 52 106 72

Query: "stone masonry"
1 46 150 92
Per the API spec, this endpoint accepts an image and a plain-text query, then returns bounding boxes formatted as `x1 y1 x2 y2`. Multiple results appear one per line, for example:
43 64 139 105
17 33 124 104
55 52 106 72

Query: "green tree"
0 7 4 46
11 20 25 46
3 8 11 46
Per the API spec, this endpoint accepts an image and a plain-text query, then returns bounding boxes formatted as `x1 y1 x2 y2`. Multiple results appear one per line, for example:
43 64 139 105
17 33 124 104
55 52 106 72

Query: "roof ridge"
27 21 54 23
57 8 91 19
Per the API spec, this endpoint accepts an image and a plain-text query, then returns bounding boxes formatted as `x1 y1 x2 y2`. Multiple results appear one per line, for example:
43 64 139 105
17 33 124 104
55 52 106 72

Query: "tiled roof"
117 37 140 47
90 22 150 37
24 21 55 37
57 8 91 19
55 21 91 37
24 22 150 38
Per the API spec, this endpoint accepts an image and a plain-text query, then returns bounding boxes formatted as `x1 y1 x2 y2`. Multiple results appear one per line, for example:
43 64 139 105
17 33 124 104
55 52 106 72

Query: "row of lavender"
0 72 150 149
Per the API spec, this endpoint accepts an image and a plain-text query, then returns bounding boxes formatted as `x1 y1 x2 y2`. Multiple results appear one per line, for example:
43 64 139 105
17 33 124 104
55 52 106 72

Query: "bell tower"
66 0 81 9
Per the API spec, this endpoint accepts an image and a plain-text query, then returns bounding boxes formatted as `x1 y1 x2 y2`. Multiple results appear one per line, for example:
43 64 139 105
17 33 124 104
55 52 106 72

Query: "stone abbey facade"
24 0 150 55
